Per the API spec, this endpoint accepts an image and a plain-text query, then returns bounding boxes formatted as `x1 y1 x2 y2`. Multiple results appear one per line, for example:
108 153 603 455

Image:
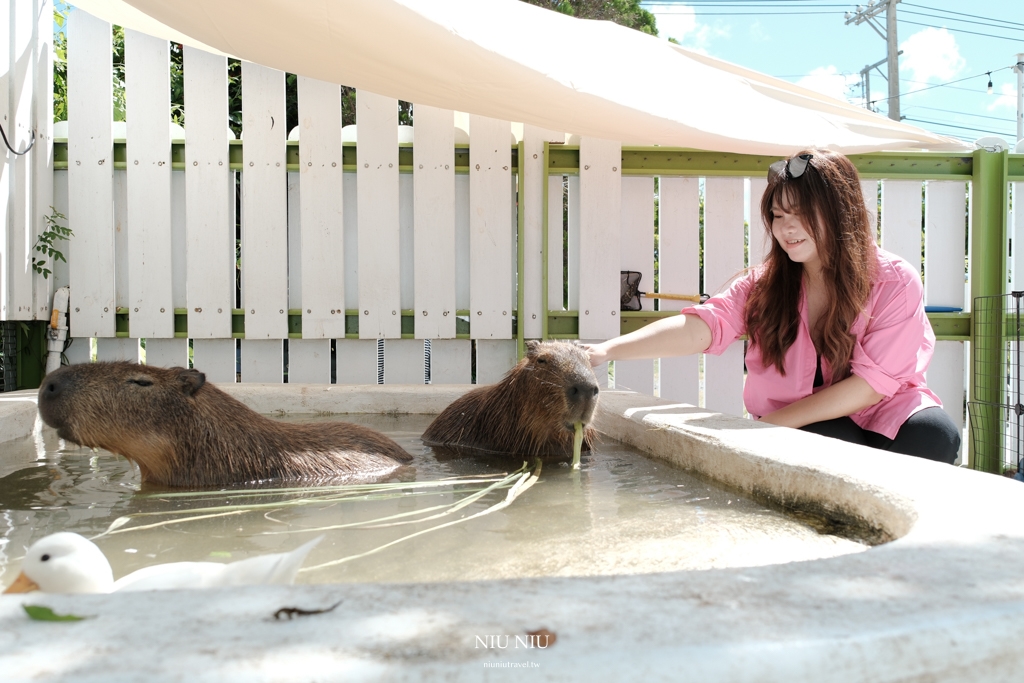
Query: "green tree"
520 0 658 35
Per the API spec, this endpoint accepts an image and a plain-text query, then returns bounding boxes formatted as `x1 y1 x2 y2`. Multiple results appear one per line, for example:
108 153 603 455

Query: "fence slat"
32 0 55 321
413 105 456 339
192 338 236 383
567 174 580 313
615 176 654 394
288 339 330 383
925 180 968 443
577 137 621 341
0 1 9 319
881 180 922 272
144 338 187 367
67 10 115 337
748 178 769 267
468 115 513 340
547 174 565 313
241 62 287 339
183 47 233 339
241 339 282 382
125 30 173 338
4 0 37 320
400 171 415 312
861 180 879 241
357 91 400 339
430 339 471 384
925 181 967 307
297 77 346 339
659 177 701 405
384 339 424 383
477 339 517 384
336 339 379 384
521 127 561 338
703 177 745 416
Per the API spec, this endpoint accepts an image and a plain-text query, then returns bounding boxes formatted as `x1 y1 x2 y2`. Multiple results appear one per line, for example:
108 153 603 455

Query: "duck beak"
3 571 40 593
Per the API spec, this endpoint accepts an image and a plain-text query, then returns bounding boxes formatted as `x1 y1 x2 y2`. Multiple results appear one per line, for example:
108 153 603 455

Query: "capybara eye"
40 554 50 562
537 357 548 364
128 378 153 387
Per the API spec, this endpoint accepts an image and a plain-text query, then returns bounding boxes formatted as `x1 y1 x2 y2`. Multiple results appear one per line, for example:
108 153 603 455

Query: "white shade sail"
71 0 968 154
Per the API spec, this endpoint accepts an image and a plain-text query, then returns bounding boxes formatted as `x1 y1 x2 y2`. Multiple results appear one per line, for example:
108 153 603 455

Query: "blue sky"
641 0 1022 146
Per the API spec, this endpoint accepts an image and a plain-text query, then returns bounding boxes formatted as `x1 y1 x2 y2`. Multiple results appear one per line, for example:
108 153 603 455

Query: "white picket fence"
2 7 981 443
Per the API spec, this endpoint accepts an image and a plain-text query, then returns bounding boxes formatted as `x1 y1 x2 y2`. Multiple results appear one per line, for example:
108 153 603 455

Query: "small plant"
32 207 73 279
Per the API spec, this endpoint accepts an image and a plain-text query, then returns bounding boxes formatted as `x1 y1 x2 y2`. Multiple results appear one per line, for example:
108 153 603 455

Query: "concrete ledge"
3 385 1024 682
0 391 41 445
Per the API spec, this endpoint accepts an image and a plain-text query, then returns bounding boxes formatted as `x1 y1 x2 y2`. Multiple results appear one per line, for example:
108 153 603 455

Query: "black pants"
799 407 960 464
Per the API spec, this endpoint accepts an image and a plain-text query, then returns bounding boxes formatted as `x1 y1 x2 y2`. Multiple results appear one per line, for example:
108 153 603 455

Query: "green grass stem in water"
572 422 584 469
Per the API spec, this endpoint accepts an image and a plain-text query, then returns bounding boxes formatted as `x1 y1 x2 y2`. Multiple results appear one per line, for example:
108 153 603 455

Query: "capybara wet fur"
37 362 413 487
422 340 599 460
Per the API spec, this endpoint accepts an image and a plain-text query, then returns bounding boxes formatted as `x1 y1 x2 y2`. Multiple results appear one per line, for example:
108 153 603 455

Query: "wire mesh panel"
1 322 17 392
968 292 1024 478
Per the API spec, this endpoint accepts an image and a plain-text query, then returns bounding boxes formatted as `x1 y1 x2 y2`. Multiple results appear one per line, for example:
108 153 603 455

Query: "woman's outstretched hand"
581 342 609 368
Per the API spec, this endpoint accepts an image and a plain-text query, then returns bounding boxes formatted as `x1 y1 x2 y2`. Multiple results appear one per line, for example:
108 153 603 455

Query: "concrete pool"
1 384 1023 682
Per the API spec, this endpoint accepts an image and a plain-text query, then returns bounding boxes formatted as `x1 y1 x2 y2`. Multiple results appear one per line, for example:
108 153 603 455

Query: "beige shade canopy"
71 0 968 154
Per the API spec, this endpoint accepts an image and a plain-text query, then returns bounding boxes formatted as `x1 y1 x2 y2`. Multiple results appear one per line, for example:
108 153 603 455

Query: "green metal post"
516 140 526 360
969 148 1009 472
541 141 550 341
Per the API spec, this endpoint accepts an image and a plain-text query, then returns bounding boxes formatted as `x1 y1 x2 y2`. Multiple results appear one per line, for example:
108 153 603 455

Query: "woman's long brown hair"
745 149 876 380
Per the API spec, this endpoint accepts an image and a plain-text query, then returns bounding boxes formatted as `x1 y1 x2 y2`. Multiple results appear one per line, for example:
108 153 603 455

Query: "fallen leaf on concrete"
526 628 557 647
273 600 342 620
23 605 89 622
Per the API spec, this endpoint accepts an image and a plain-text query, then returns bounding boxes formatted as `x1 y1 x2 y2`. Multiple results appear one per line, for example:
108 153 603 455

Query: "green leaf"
22 605 89 622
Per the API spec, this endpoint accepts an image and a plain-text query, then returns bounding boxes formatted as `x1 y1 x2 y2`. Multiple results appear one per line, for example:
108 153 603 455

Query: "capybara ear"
526 340 541 358
177 368 206 396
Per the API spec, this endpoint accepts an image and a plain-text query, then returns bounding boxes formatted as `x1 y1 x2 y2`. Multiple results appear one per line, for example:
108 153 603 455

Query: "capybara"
37 362 412 487
422 340 599 458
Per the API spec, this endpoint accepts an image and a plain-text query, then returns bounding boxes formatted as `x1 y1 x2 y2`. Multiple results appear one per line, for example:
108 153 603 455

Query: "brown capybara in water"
422 340 599 459
37 362 412 487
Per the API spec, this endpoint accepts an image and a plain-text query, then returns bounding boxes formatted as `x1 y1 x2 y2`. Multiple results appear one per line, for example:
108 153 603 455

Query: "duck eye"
40 554 50 562
129 378 153 387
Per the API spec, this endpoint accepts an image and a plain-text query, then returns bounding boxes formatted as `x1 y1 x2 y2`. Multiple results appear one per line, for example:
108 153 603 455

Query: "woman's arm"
758 374 884 428
584 314 712 367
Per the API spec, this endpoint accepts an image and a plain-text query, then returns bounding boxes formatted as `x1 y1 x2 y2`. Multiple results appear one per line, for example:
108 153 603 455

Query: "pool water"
0 414 866 588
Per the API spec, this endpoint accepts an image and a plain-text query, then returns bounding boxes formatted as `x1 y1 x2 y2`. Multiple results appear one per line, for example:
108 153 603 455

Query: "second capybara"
37 362 413 487
422 340 600 458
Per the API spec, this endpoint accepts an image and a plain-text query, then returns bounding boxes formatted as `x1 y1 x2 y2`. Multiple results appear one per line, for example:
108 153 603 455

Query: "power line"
870 66 1015 103
900 8 1024 33
903 106 1016 124
901 2 1024 29
903 117 1015 138
898 19 1024 43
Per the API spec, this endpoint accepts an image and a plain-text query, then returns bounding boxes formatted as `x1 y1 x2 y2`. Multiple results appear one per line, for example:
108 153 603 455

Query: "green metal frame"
48 139 1024 473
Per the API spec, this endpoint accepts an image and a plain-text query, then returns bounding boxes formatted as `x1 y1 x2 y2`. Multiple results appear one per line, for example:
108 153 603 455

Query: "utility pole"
859 53 900 112
846 0 902 121
1016 52 1023 144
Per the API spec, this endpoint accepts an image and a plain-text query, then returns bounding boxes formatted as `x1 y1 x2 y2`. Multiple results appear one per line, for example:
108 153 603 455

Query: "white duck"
2 532 323 594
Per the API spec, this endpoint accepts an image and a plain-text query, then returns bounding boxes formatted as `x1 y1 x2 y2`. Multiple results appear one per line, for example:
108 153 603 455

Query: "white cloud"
899 27 965 83
796 66 860 104
988 82 1017 112
643 2 725 51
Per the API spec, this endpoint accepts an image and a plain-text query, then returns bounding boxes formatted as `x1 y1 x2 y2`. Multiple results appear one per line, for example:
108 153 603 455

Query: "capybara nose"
40 374 67 402
568 382 600 400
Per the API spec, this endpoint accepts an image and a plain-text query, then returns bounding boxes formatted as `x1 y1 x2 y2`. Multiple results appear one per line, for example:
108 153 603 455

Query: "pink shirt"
683 248 941 439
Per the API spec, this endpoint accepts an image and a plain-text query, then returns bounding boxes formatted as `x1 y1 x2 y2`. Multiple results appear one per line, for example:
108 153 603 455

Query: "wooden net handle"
642 292 705 303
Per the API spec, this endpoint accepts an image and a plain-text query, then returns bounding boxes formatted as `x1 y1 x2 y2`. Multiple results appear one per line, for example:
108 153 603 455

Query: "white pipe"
45 287 70 376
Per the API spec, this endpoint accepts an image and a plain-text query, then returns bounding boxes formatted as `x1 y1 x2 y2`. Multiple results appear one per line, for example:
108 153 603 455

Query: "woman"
586 149 960 464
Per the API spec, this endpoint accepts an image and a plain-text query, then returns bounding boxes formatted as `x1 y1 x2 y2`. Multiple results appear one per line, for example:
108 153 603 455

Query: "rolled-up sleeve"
849 265 933 398
682 272 756 356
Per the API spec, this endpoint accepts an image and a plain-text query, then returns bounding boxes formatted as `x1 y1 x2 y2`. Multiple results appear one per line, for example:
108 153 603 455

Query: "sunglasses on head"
768 153 813 181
